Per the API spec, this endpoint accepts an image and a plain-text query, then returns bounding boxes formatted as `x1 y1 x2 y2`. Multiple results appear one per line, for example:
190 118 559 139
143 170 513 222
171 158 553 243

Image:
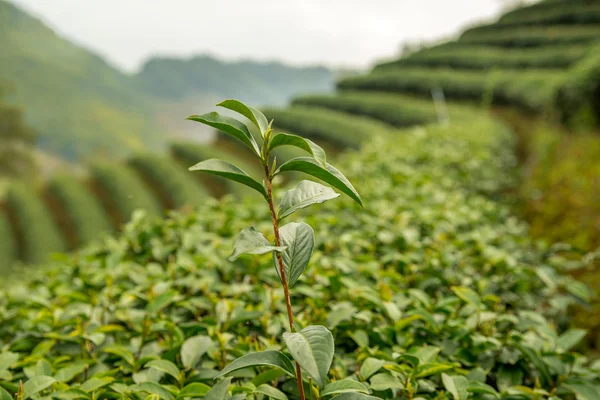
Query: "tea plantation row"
1 113 598 399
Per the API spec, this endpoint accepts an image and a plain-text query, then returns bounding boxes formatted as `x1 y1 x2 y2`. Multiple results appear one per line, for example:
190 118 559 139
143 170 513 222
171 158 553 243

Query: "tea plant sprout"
187 100 365 400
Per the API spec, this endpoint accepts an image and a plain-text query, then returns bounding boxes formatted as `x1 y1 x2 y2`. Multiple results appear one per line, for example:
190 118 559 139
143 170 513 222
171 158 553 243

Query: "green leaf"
516 344 551 387
103 345 136 366
0 387 12 400
0 352 19 370
217 100 269 135
54 361 87 383
273 157 362 207
177 383 211 399
189 159 267 199
282 325 334 388
467 381 500 398
269 133 327 167
278 180 339 220
230 227 286 261
253 384 288 400
321 380 369 396
181 335 213 370
251 369 287 387
556 329 587 352
414 363 453 378
329 393 380 400
442 374 468 400
35 360 52 377
139 382 174 400
273 222 314 288
451 286 483 309
23 376 55 399
145 360 181 382
214 350 295 379
496 365 523 392
359 358 386 380
562 380 600 400
80 377 114 392
146 290 179 315
369 373 405 391
204 378 232 400
186 112 260 155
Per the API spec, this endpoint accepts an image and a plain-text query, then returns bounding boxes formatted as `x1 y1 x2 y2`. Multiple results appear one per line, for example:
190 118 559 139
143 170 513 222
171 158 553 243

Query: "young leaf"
442 374 469 400
278 180 339 220
189 159 267 200
273 157 362 207
269 133 327 167
0 387 12 400
253 384 288 400
204 377 232 400
139 382 175 400
23 376 55 399
80 377 114 392
215 351 295 379
217 100 269 135
282 325 334 388
186 112 260 156
358 358 386 380
181 335 213 369
273 222 314 288
145 360 181 382
321 380 369 396
451 286 483 309
230 227 287 261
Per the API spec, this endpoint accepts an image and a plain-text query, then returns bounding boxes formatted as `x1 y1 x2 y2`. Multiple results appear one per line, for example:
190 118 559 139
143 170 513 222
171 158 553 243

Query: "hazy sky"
11 0 515 72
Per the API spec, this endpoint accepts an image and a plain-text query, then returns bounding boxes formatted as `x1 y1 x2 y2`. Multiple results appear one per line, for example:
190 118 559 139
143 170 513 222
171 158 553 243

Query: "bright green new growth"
187 99 363 400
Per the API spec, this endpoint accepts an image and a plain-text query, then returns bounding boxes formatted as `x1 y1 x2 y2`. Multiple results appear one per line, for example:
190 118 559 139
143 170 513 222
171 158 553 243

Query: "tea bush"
500 1 600 25
0 211 16 271
0 114 598 399
459 26 600 47
90 163 162 227
128 155 209 209
2 184 66 264
46 175 113 248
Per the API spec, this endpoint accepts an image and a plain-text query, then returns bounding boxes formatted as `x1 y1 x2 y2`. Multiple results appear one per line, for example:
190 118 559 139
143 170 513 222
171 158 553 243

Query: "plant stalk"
264 164 306 400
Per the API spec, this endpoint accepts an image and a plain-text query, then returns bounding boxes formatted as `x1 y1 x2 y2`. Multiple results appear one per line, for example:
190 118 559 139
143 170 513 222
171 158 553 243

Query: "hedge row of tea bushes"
376 44 591 71
1 114 598 399
499 0 600 25
45 175 113 248
496 5 600 26
0 103 391 267
338 68 565 112
459 25 600 47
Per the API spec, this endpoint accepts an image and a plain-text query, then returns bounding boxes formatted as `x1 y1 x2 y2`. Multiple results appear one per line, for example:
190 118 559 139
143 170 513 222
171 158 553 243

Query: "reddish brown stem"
264 164 306 400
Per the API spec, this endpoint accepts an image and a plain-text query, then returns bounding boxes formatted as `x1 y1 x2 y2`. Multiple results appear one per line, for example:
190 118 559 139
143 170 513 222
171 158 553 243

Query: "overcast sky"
11 0 517 72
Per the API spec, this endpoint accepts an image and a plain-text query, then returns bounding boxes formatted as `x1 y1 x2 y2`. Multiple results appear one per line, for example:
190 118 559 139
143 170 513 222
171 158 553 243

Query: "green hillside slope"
0 0 163 161
136 55 334 106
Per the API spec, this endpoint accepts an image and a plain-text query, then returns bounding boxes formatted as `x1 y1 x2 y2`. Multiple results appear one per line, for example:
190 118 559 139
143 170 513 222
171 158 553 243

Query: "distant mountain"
136 55 334 107
0 0 335 162
0 0 162 161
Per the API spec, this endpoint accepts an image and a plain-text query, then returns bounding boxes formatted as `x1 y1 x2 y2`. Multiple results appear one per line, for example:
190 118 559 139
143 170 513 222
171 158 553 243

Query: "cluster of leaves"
458 26 600 47
45 175 113 249
89 163 162 227
338 68 565 112
127 155 208 210
2 184 66 264
292 92 441 128
0 114 597 399
374 45 590 71
261 107 392 149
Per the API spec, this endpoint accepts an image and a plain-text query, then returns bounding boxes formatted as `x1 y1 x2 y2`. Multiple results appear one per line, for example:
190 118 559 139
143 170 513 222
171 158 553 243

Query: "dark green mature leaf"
442 374 469 400
214 351 296 379
189 159 267 199
204 377 232 400
145 360 181 382
321 380 369 396
253 384 288 400
516 344 552 387
218 100 269 135
562 380 600 400
139 382 174 400
278 180 339 220
230 227 286 261
274 222 314 287
181 335 213 369
330 393 381 400
283 325 334 388
274 157 362 206
80 377 114 392
269 133 327 167
186 112 260 155
467 381 500 398
177 383 211 398
23 376 55 399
